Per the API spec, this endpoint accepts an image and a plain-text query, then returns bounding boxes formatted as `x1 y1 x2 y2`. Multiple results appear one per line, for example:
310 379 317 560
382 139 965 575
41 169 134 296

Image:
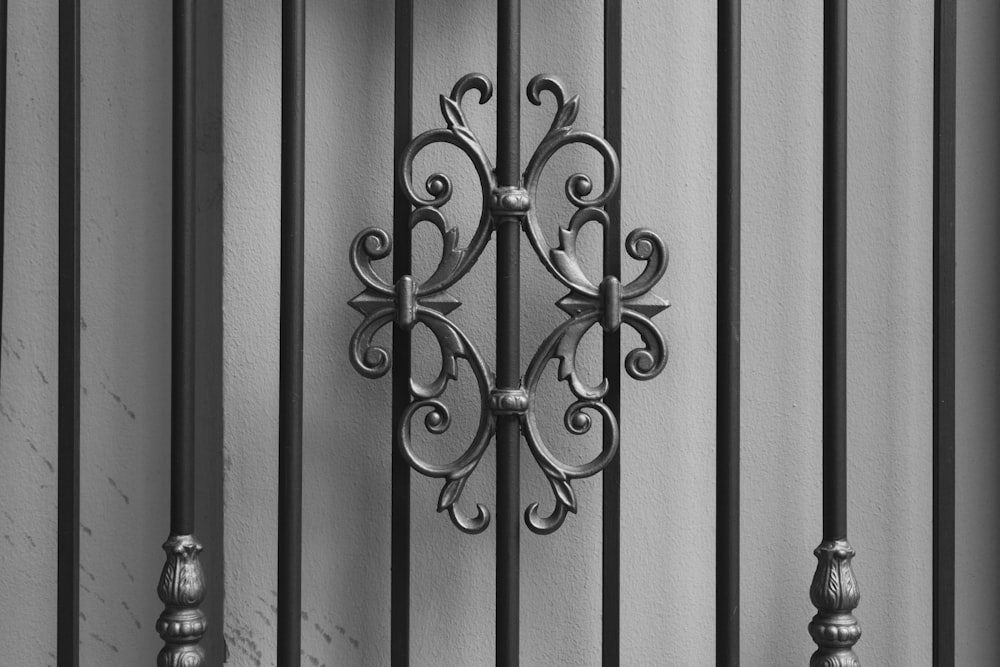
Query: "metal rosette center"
490 186 530 226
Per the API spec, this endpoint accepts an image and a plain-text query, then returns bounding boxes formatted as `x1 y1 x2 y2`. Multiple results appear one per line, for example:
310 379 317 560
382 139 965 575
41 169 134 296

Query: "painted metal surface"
57 0 81 663
717 1 741 665
932 1 957 664
277 0 306 665
157 1 206 664
811 1 861 664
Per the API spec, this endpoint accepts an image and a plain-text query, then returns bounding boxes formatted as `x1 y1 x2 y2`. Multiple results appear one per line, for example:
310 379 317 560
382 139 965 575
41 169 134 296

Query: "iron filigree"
349 73 669 535
518 74 669 533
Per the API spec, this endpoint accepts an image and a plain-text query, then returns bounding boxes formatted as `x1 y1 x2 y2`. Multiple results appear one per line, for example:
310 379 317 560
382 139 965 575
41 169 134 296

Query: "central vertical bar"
601 2 622 664
57 0 81 664
157 2 207 664
932 0 957 664
277 0 305 664
1 0 7 388
717 1 741 664
171 0 197 541
496 1 521 665
822 0 847 544
809 1 860 663
391 1 413 664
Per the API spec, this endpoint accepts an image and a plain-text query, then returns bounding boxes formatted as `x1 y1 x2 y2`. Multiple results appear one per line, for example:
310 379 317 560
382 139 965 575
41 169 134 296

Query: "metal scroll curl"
349 74 502 533
520 312 619 535
399 308 496 535
349 72 670 536
397 72 497 296
518 74 670 534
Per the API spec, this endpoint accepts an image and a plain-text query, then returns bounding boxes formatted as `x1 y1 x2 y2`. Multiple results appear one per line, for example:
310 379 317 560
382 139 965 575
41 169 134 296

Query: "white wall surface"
1 1 998 665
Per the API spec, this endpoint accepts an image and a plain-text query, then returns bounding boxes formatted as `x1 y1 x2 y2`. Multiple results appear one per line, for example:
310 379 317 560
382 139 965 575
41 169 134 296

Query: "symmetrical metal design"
809 540 861 667
156 535 208 667
349 73 668 536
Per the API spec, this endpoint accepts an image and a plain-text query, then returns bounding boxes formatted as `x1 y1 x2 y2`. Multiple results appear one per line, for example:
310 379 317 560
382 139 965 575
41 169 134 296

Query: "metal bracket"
489 387 529 415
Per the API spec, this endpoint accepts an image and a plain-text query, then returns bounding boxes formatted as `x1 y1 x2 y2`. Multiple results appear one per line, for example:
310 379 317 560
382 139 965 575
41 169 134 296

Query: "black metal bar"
717 1 741 664
932 0 957 664
57 0 81 664
601 2 622 665
822 0 848 543
496 1 521 664
192 1 226 661
391 1 413 665
171 0 197 538
278 0 305 664
809 1 860 663
1 0 6 388
157 2 207 663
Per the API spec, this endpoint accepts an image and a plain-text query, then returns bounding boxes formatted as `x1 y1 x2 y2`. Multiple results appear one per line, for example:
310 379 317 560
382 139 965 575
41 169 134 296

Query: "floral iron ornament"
349 73 669 535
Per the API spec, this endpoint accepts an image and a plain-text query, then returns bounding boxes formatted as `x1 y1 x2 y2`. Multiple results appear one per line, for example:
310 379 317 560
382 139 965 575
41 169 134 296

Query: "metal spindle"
717 1 741 664
1 0 6 385
809 1 861 664
496 2 522 664
57 0 81 664
391 1 414 664
932 0 957 664
601 2 622 664
277 0 305 664
156 1 207 664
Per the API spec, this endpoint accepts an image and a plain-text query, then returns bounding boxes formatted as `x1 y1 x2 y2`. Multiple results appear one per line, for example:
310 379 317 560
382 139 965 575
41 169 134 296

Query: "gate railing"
0 1 959 665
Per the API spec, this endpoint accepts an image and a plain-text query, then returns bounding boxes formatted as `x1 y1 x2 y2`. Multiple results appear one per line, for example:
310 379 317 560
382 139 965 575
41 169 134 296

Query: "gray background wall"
2 1 998 665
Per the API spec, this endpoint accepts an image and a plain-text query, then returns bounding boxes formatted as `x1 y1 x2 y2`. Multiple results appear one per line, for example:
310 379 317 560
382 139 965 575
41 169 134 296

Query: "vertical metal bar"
496 1 521 664
192 0 226 661
57 0 81 664
932 0 957 664
157 1 207 664
809 1 861 663
278 0 305 664
601 2 622 665
170 0 196 540
391 1 413 665
1 0 6 384
717 1 741 664
822 1 848 544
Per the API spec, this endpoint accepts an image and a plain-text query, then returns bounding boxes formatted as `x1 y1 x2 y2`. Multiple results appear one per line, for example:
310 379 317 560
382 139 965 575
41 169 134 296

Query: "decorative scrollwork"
398 72 497 296
521 312 618 534
348 75 503 533
517 75 670 533
398 308 496 534
348 73 670 536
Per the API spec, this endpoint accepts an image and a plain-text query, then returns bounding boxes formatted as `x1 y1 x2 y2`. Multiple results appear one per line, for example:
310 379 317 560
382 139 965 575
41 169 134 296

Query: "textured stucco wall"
1 1 174 664
1 1 998 665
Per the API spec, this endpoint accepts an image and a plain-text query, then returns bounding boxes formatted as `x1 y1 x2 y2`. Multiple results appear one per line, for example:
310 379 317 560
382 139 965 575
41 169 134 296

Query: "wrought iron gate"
0 0 961 665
